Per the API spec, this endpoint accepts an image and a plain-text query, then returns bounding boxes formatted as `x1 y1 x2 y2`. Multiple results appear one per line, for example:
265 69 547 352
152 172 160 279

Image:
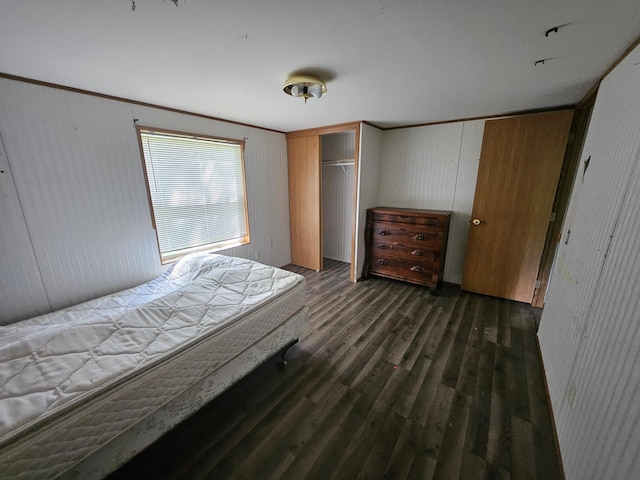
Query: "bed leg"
277 339 299 370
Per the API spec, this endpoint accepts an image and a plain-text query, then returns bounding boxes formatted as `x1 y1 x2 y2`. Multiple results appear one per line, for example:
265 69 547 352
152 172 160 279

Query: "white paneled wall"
322 131 356 263
355 123 383 279
322 164 354 262
538 43 640 479
379 120 484 284
0 132 50 322
380 124 463 208
0 78 290 324
322 130 355 162
448 120 484 283
0 84 160 314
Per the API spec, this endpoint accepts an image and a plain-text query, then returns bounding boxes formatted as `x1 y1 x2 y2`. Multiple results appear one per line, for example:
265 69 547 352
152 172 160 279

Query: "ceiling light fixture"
283 74 327 103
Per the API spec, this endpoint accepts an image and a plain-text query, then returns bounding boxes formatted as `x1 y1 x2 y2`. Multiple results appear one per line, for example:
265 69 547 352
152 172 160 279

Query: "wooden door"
461 110 573 302
288 135 322 271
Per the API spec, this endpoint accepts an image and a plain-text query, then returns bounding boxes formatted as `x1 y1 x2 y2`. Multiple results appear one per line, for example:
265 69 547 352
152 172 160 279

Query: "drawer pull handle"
413 233 424 240
379 230 389 236
409 265 422 273
410 250 423 256
377 259 386 265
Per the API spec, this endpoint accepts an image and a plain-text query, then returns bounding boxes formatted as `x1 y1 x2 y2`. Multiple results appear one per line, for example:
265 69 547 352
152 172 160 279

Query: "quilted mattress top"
0 253 304 445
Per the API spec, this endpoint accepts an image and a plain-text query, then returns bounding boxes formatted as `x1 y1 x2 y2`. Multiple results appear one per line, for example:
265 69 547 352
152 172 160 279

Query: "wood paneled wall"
0 78 290 324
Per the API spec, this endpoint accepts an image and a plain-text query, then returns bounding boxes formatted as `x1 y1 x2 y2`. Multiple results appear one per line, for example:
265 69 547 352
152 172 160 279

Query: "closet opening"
322 130 356 280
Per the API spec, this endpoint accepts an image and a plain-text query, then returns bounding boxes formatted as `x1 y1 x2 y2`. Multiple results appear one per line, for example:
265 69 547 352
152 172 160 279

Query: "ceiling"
1 0 639 132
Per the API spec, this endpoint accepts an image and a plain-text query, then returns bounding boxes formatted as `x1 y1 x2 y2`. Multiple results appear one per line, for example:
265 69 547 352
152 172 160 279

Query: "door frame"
286 122 361 282
531 103 594 307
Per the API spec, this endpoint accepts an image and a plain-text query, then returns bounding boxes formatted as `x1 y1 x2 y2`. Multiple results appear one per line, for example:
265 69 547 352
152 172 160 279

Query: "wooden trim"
135 125 245 147
361 120 383 130
285 121 362 139
135 125 163 261
380 104 576 131
531 105 592 307
349 123 361 282
577 34 640 109
576 90 597 111
0 72 285 135
536 336 567 480
577 86 599 112
238 140 252 249
319 137 324 272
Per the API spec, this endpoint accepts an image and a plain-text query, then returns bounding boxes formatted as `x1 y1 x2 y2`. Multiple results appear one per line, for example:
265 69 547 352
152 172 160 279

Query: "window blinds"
139 129 249 262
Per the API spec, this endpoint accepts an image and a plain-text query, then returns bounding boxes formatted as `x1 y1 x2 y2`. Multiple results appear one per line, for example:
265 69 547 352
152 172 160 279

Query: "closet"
287 123 360 279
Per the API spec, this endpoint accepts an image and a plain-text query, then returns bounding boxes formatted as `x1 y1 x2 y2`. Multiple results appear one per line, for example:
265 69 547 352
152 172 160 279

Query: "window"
137 127 250 263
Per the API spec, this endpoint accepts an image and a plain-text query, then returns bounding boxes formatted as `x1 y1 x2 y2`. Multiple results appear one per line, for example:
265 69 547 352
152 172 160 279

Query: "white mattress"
0 253 307 479
65 307 308 480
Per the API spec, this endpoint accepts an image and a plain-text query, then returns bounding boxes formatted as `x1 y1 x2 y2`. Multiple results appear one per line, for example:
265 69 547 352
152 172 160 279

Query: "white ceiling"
1 0 639 132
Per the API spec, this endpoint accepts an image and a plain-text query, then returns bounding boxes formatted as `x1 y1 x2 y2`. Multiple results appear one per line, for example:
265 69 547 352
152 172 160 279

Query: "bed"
0 253 308 479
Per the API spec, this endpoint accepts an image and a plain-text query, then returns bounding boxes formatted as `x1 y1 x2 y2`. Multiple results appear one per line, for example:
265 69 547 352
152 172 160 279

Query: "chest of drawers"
363 207 451 293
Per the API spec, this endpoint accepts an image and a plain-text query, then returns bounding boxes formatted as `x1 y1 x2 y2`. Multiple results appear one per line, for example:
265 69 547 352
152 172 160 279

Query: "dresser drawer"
372 212 443 227
370 239 437 261
371 221 442 249
368 254 435 285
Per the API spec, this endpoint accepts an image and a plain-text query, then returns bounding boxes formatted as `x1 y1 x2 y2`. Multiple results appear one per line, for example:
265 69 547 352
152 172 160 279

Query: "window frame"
135 125 250 264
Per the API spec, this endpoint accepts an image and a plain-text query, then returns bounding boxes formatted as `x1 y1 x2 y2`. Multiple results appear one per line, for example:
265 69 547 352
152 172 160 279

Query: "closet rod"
323 159 354 174
322 159 354 166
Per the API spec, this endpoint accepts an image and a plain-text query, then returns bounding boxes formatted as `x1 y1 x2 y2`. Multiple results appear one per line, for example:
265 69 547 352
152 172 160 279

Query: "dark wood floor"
109 259 562 480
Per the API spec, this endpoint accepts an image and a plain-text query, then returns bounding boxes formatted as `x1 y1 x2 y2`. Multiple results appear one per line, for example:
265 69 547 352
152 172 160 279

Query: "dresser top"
368 207 452 217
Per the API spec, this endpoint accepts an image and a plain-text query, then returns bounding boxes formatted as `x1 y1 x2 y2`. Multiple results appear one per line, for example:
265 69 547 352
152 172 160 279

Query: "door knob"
471 218 481 226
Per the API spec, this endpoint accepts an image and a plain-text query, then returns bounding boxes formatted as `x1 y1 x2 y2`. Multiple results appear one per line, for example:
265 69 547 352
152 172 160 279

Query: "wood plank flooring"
108 259 562 480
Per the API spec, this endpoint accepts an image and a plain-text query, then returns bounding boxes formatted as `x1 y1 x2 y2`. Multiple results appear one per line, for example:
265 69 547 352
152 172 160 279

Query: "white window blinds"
138 128 249 262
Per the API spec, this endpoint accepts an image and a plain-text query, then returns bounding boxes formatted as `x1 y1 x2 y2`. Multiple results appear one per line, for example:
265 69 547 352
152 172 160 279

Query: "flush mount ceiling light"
283 74 327 103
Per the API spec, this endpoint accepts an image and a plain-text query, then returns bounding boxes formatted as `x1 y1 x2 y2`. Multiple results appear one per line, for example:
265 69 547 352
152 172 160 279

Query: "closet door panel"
287 135 322 270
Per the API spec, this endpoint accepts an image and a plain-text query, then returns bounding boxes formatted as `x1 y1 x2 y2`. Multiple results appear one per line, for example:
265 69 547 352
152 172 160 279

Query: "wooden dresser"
363 207 451 293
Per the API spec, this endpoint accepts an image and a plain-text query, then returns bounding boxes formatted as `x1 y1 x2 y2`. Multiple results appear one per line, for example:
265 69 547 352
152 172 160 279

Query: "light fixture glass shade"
307 83 323 98
283 74 327 103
